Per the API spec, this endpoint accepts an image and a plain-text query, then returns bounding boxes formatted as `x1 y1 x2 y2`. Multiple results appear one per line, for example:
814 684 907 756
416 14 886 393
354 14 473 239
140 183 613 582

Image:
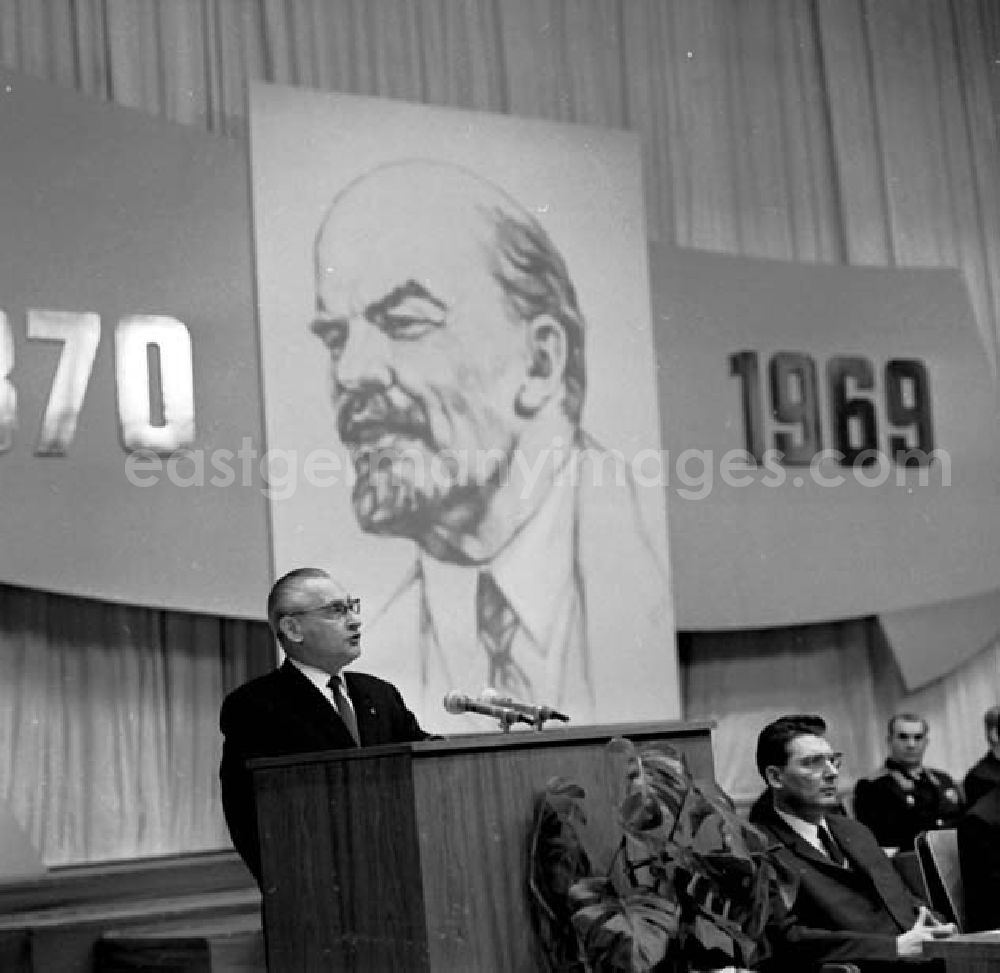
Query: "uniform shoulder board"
865 766 892 781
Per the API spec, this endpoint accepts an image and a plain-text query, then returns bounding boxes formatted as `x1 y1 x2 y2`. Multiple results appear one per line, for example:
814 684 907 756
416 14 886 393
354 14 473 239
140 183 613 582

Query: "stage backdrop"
1 70 998 699
248 82 678 730
0 67 270 618
651 246 1000 686
651 248 1000 670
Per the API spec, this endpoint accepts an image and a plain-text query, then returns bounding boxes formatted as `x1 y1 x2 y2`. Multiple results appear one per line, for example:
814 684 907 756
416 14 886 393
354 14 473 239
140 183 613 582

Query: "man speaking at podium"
219 567 429 885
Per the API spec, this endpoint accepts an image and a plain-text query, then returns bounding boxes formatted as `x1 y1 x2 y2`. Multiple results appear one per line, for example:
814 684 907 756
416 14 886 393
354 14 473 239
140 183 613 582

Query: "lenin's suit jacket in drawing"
219 660 428 883
751 797 935 971
357 436 676 731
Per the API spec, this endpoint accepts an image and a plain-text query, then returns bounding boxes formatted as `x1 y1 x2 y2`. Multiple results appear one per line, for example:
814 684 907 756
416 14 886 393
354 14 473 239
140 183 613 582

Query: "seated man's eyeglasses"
797 752 844 773
283 597 361 620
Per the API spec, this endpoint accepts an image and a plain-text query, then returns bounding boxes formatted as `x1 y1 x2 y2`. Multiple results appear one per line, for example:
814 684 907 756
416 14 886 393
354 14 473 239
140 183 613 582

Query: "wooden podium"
250 720 714 972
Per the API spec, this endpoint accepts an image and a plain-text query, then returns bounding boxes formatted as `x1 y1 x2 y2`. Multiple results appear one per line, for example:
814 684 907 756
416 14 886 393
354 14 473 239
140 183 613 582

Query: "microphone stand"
498 709 534 734
480 693 570 732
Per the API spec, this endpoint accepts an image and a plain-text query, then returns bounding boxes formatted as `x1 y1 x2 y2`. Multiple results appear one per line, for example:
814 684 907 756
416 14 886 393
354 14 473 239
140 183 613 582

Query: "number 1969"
729 351 934 467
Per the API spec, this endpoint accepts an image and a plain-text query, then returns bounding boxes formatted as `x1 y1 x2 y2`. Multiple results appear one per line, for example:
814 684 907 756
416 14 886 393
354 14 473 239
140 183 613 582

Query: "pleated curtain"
0 0 998 862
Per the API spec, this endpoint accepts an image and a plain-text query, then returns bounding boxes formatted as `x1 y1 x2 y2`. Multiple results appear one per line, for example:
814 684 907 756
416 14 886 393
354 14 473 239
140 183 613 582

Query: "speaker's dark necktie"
817 823 846 867
328 674 360 745
476 571 531 699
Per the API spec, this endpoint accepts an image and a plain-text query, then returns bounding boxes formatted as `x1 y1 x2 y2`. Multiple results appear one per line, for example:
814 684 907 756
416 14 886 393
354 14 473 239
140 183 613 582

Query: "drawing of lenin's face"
311 162 547 556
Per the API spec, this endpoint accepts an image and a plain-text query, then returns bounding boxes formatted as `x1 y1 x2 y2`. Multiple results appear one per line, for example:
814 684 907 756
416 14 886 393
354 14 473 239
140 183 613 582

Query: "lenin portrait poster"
249 82 678 732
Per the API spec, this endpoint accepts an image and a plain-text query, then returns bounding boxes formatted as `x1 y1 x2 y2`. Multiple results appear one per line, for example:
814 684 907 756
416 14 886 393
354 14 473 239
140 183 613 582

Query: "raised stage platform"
0 850 263 973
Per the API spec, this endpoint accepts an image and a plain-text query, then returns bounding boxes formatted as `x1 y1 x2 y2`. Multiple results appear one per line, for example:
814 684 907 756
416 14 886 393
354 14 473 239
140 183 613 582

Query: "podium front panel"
253 721 713 971
256 750 430 971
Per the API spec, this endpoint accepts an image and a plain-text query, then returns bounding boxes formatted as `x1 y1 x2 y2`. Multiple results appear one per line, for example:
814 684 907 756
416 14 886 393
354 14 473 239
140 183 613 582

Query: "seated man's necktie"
476 571 532 700
817 822 847 867
327 674 360 745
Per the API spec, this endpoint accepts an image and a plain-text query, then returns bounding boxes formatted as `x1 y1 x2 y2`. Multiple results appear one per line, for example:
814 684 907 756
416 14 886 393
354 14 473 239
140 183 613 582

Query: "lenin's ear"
278 615 303 643
515 314 567 417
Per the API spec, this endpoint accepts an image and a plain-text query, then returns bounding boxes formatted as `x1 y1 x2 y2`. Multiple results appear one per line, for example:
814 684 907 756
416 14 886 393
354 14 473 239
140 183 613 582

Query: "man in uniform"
854 713 963 852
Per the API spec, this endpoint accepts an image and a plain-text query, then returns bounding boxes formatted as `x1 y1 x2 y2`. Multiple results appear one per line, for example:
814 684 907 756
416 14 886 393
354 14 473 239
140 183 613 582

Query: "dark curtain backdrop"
1 0 999 863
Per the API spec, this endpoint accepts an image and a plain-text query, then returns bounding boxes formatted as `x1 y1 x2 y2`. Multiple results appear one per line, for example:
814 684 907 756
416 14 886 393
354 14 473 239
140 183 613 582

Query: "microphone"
442 690 535 726
480 688 570 723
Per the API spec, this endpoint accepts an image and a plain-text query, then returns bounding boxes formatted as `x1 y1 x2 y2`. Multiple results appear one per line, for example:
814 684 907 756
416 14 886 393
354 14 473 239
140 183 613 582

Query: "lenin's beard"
338 388 511 558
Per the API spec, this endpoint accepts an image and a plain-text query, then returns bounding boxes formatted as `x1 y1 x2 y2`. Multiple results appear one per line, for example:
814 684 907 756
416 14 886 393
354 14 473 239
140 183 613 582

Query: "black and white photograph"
0 3 999 971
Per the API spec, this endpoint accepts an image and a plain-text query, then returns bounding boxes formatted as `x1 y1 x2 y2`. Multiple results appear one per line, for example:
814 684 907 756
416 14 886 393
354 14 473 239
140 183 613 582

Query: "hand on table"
896 906 957 958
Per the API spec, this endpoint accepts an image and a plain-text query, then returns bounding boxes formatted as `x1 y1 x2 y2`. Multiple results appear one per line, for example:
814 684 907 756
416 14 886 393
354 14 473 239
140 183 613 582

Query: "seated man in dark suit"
219 567 430 885
751 714 954 971
957 784 1000 932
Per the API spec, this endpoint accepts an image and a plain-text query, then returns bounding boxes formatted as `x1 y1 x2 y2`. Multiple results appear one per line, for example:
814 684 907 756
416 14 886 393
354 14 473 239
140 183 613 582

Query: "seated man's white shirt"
774 806 836 858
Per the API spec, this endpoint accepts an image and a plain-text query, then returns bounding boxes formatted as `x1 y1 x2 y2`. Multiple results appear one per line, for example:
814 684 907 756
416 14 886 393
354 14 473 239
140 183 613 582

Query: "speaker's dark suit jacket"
751 797 935 971
219 660 428 884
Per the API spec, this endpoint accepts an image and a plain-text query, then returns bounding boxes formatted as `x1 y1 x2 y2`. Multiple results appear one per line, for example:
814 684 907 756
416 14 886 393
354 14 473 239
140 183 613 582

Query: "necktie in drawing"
476 571 531 700
328 675 360 745
817 823 846 866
